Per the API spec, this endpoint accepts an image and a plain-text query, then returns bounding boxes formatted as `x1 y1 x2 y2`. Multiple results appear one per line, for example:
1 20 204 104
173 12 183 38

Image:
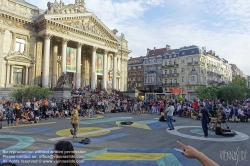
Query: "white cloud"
25 0 250 75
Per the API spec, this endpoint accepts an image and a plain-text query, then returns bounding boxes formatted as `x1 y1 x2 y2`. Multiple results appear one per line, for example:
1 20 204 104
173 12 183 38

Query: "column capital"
0 28 5 35
44 34 53 40
113 52 118 57
61 38 68 44
92 46 98 52
103 50 109 54
77 43 83 48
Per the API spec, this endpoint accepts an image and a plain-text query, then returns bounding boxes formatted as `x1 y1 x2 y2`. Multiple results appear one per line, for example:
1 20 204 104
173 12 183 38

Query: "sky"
26 0 250 75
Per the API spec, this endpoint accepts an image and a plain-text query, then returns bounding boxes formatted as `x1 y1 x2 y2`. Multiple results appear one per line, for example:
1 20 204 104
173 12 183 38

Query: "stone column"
91 47 97 89
10 65 13 84
0 28 5 87
103 50 108 89
61 38 68 74
76 43 82 89
113 53 117 89
42 34 52 88
5 64 10 87
124 60 128 91
81 54 86 87
52 45 58 87
25 66 29 85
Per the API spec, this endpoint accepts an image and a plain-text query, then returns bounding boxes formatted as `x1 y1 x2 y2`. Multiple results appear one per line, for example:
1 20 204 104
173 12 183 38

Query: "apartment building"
143 46 171 92
127 56 144 90
162 45 232 100
230 64 243 78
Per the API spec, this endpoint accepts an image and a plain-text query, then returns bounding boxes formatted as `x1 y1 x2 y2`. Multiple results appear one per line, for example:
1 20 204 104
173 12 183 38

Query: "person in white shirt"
238 107 246 120
225 106 231 121
166 102 175 130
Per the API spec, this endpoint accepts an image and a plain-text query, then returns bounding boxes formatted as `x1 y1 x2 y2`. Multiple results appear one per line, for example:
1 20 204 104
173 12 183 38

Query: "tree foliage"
196 76 250 102
195 85 219 100
11 86 52 102
231 76 247 87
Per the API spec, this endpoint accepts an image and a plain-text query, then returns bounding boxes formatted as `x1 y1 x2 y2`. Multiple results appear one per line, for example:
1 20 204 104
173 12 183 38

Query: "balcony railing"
187 61 198 65
162 64 179 68
162 73 179 77
162 83 179 87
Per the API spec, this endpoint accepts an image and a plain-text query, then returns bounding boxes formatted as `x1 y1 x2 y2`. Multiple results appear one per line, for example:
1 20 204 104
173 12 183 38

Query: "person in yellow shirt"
70 105 80 138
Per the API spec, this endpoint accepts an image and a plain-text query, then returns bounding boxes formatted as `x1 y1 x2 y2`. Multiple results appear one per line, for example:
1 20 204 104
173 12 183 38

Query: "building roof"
179 45 201 57
162 49 179 59
147 48 166 57
14 0 39 9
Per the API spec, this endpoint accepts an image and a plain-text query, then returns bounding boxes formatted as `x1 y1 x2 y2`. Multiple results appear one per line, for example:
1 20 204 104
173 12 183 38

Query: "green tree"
231 76 247 87
195 86 219 100
11 86 52 102
219 84 245 102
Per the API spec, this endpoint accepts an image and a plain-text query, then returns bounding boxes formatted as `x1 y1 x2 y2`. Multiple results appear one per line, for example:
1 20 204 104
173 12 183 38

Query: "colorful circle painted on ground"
167 126 249 142
0 135 35 155
56 127 110 137
190 129 216 136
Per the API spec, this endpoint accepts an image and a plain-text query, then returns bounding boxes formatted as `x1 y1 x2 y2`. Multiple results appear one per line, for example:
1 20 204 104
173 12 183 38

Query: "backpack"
79 138 91 144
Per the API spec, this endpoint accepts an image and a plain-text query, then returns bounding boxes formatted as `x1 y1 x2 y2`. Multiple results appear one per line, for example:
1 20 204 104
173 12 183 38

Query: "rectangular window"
15 38 26 53
181 68 185 73
13 67 23 84
191 76 195 81
182 77 184 82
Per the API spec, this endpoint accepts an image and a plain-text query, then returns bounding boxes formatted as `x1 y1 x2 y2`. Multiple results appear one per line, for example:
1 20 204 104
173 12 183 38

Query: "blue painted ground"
0 133 130 163
79 117 133 124
23 127 52 133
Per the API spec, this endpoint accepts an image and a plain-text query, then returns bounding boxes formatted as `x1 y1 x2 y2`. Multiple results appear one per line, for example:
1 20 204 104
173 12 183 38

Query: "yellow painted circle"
56 127 110 137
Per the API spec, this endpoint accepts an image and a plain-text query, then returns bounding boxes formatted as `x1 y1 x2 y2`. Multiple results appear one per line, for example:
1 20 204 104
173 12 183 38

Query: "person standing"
199 105 209 137
71 105 80 138
13 103 21 126
166 102 174 130
6 102 14 126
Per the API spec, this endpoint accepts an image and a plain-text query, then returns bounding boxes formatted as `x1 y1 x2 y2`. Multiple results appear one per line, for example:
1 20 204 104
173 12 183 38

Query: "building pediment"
42 1 120 44
5 51 35 64
47 14 120 43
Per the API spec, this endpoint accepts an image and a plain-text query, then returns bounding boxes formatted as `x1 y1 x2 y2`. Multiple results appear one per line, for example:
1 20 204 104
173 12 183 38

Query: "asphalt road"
0 113 249 166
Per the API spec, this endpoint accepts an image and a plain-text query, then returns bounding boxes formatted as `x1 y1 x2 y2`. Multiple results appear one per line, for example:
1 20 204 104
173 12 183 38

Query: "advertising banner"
66 47 77 73
96 53 103 75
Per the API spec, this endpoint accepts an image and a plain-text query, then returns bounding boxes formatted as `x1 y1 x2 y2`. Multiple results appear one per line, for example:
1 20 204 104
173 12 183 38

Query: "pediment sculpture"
61 20 106 38
47 0 86 14
5 51 35 63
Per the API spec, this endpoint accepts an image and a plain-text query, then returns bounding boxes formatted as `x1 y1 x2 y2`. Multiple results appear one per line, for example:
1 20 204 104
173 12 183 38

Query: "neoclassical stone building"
0 0 130 96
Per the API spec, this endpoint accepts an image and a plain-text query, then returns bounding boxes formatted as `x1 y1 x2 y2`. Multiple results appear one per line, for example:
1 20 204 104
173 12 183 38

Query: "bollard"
0 122 2 129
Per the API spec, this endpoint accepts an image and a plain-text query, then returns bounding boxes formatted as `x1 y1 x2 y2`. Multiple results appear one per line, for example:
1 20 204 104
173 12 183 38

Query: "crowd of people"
0 87 250 128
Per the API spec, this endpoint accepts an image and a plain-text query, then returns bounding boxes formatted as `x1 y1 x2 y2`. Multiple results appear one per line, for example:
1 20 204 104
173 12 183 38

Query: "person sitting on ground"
243 107 250 122
225 106 231 121
105 107 110 114
177 141 219 166
53 141 79 166
182 107 190 117
21 111 31 124
230 106 239 122
238 106 246 122
0 109 3 120
212 107 226 130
